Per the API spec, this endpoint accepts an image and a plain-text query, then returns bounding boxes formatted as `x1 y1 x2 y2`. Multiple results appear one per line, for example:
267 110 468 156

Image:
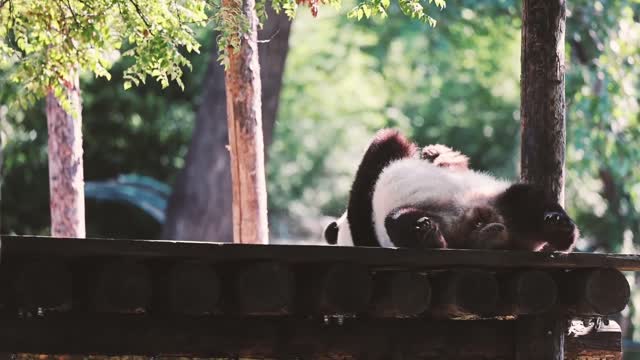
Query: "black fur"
495 183 578 251
324 221 339 244
346 129 416 247
328 130 579 251
384 207 447 249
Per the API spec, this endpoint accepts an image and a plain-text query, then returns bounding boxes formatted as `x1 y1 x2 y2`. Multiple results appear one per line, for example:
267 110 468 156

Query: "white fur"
335 211 354 246
372 158 511 247
331 157 512 247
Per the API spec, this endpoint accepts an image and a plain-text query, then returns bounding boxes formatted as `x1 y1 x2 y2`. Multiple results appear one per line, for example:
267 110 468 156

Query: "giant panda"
323 129 579 251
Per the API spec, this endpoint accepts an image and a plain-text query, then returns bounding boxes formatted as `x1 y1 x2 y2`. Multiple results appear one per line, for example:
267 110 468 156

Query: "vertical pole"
520 0 567 205
519 0 568 357
46 72 86 238
222 0 269 244
516 315 565 360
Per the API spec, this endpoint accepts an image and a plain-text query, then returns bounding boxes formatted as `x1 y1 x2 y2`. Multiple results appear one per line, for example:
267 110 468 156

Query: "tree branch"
128 0 153 34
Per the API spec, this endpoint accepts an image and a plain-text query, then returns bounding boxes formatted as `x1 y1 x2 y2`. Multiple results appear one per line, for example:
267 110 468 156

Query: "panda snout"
324 221 339 244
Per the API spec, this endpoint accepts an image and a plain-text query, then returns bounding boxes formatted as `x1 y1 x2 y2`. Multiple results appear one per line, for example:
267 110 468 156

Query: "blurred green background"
2 0 640 355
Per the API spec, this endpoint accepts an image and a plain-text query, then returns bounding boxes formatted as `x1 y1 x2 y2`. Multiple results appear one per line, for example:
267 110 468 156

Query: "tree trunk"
223 0 268 244
162 9 291 242
520 0 567 205
0 106 4 235
46 73 86 238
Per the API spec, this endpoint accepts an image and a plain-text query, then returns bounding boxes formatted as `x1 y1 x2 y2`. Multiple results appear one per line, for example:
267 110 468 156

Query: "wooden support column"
516 314 566 360
520 0 567 205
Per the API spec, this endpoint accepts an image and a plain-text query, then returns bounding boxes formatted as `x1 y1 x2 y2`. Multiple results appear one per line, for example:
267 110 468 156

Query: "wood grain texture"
3 236 640 271
0 316 514 358
498 270 558 315
566 319 622 360
301 263 372 315
161 8 291 243
430 269 499 318
516 314 566 360
13 260 72 311
232 261 293 315
0 315 617 358
90 260 151 314
558 269 630 316
46 73 86 238
223 0 268 245
167 261 220 315
520 0 567 205
369 271 431 318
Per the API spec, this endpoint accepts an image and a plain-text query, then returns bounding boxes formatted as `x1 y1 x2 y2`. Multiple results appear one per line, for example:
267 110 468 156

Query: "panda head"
323 212 354 246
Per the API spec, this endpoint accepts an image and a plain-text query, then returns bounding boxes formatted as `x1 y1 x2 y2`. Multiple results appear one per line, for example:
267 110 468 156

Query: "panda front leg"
540 205 579 251
497 184 579 251
384 207 447 249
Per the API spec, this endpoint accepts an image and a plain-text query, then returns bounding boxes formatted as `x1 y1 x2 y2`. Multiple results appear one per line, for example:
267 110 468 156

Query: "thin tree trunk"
46 73 86 238
520 0 566 205
223 0 267 244
162 10 291 242
0 106 4 235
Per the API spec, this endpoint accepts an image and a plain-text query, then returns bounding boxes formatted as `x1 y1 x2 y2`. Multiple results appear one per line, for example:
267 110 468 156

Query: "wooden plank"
13 260 72 312
558 269 630 316
430 269 499 319
231 261 293 315
0 315 515 358
3 235 640 271
369 271 431 318
300 263 372 315
167 261 220 316
516 314 566 360
90 260 151 314
566 319 622 360
498 270 558 315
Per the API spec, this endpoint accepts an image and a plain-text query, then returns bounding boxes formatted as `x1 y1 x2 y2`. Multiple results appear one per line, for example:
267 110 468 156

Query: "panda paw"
421 144 469 171
542 211 578 251
385 208 447 249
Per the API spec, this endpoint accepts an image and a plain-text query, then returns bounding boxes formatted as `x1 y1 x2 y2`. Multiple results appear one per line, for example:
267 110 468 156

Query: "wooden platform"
0 235 637 359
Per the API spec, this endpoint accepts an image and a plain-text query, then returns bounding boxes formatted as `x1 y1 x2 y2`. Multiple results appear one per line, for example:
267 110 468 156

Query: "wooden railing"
0 235 638 359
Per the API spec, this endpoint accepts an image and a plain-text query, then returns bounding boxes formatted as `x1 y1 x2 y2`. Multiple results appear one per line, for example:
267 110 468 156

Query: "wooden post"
46 72 86 238
520 0 567 205
0 105 4 237
223 0 269 244
519 0 568 357
516 315 565 360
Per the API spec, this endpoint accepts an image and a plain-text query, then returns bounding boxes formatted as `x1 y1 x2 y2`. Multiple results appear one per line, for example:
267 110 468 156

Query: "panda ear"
324 221 339 244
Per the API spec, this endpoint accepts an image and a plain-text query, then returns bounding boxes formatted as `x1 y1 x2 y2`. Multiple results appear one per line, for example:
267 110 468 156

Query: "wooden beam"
498 270 558 315
369 271 431 318
0 315 619 358
301 263 372 315
3 236 640 271
520 0 567 205
90 260 151 314
0 316 514 358
566 319 622 360
167 261 220 316
13 260 72 312
232 261 293 315
558 269 630 316
516 314 566 360
430 269 499 319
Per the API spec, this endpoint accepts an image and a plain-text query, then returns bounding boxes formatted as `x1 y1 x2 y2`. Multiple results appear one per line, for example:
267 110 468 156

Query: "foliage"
1 28 212 237
0 0 209 111
0 0 447 110
267 1 522 234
